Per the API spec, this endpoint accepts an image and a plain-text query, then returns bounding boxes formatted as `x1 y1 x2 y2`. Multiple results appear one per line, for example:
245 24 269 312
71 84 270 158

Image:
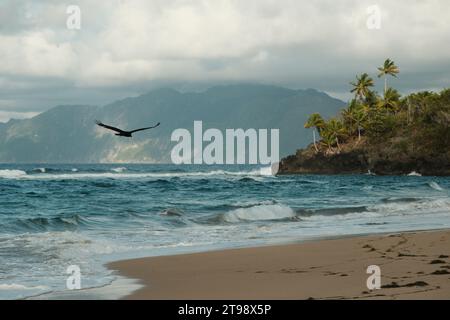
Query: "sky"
0 0 449 122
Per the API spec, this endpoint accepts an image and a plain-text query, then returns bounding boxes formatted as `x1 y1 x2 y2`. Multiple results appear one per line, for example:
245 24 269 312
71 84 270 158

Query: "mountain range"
0 84 345 163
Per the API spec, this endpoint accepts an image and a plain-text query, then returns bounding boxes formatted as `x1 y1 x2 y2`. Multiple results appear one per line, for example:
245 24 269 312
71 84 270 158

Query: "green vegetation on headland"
279 59 450 176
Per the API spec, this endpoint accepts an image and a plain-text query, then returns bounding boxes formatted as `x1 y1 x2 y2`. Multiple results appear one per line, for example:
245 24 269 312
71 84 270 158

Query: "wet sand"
109 230 450 299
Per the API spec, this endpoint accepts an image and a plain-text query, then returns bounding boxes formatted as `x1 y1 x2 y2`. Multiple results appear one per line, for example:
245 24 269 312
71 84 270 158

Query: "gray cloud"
0 0 449 121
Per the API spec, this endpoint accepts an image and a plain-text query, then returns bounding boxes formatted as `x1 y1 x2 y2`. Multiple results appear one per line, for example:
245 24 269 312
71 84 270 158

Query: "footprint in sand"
280 268 305 274
382 281 429 289
431 269 450 275
430 260 446 264
362 245 377 252
398 252 420 257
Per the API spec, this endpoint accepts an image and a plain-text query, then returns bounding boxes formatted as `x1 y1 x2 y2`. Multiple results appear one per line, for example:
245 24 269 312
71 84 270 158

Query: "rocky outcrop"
278 144 450 176
278 149 368 174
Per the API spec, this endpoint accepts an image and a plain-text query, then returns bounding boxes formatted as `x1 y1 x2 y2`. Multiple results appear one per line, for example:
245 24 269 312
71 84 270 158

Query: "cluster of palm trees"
305 59 401 154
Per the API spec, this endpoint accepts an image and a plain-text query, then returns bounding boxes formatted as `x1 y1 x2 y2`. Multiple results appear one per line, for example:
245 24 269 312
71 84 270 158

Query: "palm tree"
343 101 368 141
352 106 367 141
342 109 355 135
378 59 399 94
341 99 359 136
321 119 346 153
327 119 346 151
364 89 378 108
304 113 325 152
320 132 335 155
350 73 375 102
406 91 434 123
377 87 401 112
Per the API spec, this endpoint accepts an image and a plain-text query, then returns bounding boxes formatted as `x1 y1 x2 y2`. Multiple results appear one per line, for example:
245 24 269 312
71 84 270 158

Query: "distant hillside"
0 84 345 163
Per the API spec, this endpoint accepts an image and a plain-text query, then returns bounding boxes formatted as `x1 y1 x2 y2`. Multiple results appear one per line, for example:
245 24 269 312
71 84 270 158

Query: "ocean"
0 164 449 299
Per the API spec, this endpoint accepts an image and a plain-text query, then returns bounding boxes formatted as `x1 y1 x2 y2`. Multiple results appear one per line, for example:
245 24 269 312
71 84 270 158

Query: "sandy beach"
108 230 450 300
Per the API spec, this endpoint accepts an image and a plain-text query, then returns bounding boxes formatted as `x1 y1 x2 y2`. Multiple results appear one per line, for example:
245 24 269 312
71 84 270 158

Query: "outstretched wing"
95 120 125 133
129 122 161 134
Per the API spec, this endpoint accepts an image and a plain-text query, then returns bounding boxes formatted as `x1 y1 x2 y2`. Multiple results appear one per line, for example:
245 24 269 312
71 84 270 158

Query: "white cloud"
0 0 449 109
0 30 77 77
0 110 39 123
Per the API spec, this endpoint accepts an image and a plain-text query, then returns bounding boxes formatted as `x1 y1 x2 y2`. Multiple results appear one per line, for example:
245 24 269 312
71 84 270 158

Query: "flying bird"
95 120 160 137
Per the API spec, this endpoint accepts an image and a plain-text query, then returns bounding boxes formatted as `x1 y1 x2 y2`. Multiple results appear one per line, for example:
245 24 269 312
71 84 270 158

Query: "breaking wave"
370 198 450 215
0 284 48 291
428 181 444 191
205 197 450 225
2 214 93 233
296 206 368 217
0 169 27 179
222 204 297 223
0 167 275 180
302 198 450 219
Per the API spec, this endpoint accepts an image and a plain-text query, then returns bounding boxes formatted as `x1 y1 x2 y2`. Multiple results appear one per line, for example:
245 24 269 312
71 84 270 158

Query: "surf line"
171 121 279 167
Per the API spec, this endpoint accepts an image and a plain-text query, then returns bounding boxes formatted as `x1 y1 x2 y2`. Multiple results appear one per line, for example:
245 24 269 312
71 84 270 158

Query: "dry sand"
108 230 450 299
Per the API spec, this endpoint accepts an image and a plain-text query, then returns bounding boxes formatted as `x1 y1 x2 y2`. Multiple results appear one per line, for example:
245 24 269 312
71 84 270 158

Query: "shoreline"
108 229 450 300
26 276 143 300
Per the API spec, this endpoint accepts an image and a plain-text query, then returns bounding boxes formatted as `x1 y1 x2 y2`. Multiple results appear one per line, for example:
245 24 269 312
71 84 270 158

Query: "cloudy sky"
0 0 449 122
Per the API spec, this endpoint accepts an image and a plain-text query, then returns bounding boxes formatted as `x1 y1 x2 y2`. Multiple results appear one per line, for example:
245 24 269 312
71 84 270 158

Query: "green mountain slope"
0 84 345 163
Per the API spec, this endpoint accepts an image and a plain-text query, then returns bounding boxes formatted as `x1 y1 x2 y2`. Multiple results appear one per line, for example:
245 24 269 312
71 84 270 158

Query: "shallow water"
0 164 449 299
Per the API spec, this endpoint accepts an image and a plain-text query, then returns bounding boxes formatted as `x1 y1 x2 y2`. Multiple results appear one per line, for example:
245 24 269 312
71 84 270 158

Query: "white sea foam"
303 198 450 223
369 198 450 216
428 181 444 191
27 277 142 300
223 204 296 223
257 165 277 176
0 169 27 179
2 168 274 180
233 200 277 208
407 171 422 176
0 284 48 291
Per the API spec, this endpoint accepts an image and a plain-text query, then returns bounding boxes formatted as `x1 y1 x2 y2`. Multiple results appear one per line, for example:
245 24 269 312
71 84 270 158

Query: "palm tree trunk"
313 130 319 152
407 104 411 124
384 77 387 94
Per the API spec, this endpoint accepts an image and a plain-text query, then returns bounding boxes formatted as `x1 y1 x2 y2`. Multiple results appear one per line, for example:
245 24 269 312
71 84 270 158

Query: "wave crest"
0 167 275 180
223 204 297 223
0 169 27 179
0 283 48 291
428 181 444 191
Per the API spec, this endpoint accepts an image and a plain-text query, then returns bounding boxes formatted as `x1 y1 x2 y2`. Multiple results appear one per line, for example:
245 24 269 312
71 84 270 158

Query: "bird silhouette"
95 120 160 137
